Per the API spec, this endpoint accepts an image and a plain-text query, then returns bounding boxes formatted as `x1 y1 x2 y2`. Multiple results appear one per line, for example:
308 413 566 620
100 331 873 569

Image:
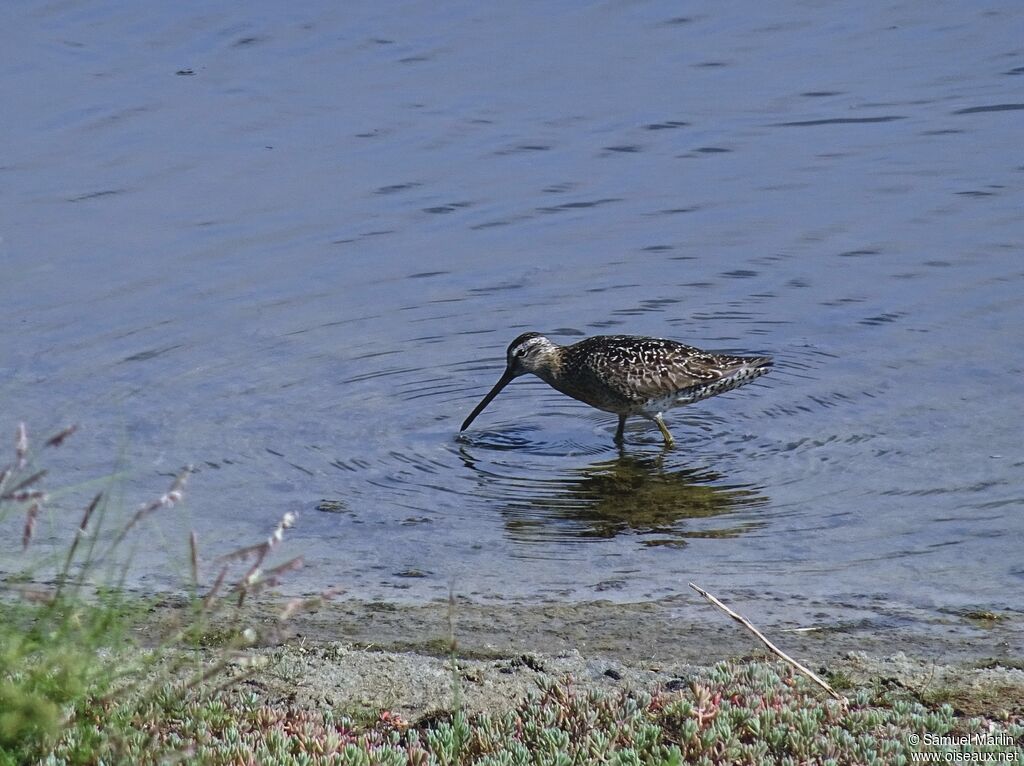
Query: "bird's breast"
536 370 637 414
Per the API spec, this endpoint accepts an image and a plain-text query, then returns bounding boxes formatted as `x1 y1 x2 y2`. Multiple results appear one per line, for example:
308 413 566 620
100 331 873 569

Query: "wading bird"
460 333 772 447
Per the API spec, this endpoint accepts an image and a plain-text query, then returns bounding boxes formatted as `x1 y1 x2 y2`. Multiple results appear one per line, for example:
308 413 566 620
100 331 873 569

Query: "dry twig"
688 582 847 704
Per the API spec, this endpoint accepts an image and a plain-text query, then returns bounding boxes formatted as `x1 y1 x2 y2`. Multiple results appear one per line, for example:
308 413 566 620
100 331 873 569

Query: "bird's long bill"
460 368 515 432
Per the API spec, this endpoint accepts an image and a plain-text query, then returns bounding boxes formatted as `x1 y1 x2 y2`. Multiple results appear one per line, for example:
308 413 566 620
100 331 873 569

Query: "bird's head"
504 332 557 376
460 331 558 432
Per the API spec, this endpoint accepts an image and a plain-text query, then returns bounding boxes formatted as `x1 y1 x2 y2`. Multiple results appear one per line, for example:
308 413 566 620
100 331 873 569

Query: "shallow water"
2 1 1023 630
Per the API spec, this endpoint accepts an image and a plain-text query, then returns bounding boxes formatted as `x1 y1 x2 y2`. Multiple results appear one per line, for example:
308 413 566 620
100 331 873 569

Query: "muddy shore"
149 595 1024 721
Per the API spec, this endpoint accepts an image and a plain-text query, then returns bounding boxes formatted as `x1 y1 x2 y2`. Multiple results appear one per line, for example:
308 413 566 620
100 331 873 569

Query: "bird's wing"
581 338 752 403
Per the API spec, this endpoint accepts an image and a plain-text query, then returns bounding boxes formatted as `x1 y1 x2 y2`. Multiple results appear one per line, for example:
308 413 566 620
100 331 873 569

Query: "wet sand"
267 596 1022 667
154 595 1024 721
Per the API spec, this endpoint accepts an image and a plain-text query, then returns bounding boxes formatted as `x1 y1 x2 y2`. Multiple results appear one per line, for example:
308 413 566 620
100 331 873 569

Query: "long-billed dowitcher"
460 333 772 447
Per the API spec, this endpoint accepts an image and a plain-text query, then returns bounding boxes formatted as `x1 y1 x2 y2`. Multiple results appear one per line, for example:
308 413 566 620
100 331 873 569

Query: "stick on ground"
688 582 847 704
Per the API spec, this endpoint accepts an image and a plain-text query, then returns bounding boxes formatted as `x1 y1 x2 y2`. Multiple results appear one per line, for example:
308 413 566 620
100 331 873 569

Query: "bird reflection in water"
460 448 768 547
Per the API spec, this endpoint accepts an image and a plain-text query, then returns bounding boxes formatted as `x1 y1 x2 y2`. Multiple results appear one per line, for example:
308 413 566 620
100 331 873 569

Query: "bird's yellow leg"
653 414 675 448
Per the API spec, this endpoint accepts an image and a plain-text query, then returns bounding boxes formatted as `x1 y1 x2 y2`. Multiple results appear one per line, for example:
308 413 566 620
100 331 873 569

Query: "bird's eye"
515 348 526 357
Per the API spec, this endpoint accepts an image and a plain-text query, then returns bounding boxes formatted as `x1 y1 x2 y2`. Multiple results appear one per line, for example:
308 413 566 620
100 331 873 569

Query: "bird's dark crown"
506 331 545 355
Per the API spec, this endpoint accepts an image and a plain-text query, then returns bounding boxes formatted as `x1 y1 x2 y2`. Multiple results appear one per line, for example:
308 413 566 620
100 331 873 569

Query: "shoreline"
4 580 1022 761
150 594 1024 721
181 593 1023 665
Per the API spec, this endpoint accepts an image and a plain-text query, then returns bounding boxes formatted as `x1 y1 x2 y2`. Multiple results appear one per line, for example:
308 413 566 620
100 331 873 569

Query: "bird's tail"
723 355 773 386
675 355 772 405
